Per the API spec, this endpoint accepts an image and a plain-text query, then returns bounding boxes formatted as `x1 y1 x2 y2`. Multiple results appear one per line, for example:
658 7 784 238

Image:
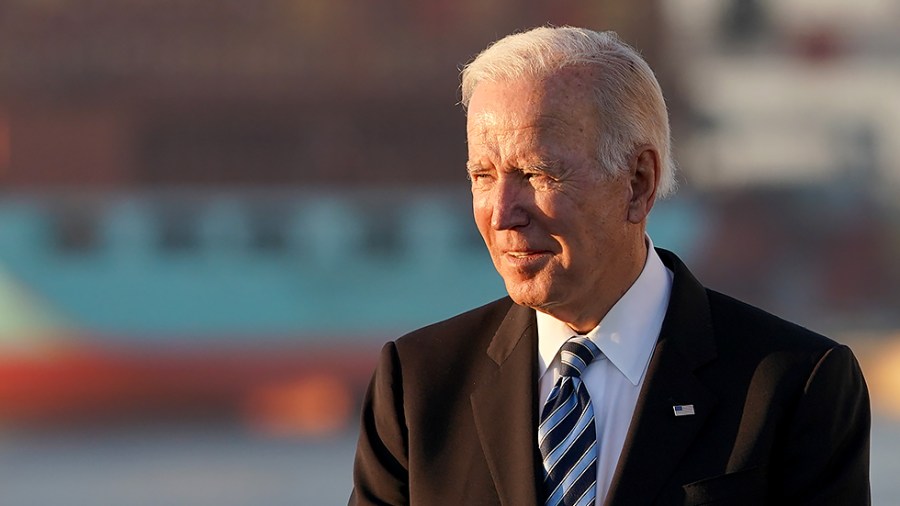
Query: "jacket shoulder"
660 247 842 358
705 288 840 352
394 296 515 356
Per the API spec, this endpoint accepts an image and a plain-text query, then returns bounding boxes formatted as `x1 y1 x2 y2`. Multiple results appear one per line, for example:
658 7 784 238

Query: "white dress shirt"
536 239 673 504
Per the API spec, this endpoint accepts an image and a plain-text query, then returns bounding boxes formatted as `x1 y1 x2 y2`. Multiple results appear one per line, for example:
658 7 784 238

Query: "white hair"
461 26 676 198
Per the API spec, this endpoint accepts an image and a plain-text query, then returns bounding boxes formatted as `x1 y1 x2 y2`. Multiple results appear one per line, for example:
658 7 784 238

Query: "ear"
626 145 661 224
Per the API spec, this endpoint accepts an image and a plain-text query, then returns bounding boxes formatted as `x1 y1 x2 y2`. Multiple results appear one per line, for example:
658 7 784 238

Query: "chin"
503 282 552 310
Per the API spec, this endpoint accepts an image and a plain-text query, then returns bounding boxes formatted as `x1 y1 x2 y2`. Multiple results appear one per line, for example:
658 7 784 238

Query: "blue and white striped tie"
539 336 602 506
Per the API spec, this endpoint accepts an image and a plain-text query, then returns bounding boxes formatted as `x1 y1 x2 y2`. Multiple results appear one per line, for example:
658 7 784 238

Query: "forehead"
466 67 599 142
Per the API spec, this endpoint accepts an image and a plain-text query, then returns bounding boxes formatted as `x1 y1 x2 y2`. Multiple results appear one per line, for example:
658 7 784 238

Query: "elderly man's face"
466 68 646 329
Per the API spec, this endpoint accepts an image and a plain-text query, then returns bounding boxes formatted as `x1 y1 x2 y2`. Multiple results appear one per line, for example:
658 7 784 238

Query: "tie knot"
559 336 601 378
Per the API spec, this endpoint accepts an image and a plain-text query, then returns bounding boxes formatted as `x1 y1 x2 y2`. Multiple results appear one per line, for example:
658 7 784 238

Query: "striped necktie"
538 336 602 506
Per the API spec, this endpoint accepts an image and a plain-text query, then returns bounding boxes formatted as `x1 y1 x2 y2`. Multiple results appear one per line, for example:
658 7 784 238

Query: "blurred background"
0 0 898 504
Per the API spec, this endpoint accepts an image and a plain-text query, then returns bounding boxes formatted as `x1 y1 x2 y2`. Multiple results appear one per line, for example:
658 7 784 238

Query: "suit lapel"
605 249 718 505
470 303 541 506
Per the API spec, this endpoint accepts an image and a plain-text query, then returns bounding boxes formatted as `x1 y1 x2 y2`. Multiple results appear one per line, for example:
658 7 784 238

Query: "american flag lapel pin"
673 404 695 417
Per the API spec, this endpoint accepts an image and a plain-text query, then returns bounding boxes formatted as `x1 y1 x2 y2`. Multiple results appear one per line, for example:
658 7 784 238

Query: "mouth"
500 250 551 269
505 250 546 258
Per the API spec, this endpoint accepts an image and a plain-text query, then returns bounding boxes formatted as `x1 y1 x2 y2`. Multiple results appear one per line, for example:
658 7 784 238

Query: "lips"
499 242 553 259
504 250 547 257
499 249 552 272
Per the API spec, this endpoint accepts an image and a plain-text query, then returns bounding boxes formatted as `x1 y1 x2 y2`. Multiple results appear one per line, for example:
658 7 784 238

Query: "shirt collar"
536 238 673 385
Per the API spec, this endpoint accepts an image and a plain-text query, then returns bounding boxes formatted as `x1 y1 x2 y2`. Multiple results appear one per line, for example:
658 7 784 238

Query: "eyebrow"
523 160 556 171
465 161 490 174
520 159 563 174
465 159 561 174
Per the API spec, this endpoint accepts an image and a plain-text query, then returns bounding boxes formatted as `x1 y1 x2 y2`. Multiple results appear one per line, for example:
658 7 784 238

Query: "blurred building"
667 0 900 195
661 0 900 329
0 0 664 187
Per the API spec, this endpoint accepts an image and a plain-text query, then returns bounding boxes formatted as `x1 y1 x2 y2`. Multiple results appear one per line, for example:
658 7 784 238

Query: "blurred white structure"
665 0 900 198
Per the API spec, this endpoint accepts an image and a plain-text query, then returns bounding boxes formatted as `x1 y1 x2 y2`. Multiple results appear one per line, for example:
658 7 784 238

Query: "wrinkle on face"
465 67 648 332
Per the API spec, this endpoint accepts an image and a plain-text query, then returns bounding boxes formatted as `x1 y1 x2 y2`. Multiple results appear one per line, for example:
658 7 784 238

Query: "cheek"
472 196 493 236
540 197 612 258
532 194 576 238
532 186 577 217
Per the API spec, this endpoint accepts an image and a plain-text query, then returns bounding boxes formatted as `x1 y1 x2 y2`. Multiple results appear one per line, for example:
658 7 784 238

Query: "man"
350 26 870 505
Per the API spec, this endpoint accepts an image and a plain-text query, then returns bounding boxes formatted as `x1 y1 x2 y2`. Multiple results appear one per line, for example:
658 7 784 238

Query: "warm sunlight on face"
466 68 648 331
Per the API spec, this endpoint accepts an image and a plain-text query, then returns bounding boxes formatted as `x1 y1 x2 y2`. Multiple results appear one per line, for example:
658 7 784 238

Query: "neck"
552 238 649 334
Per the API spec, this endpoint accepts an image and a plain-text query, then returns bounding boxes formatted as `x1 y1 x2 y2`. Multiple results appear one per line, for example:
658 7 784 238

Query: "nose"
490 177 530 230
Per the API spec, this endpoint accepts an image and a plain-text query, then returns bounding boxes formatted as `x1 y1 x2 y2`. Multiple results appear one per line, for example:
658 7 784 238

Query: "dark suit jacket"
350 249 870 505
